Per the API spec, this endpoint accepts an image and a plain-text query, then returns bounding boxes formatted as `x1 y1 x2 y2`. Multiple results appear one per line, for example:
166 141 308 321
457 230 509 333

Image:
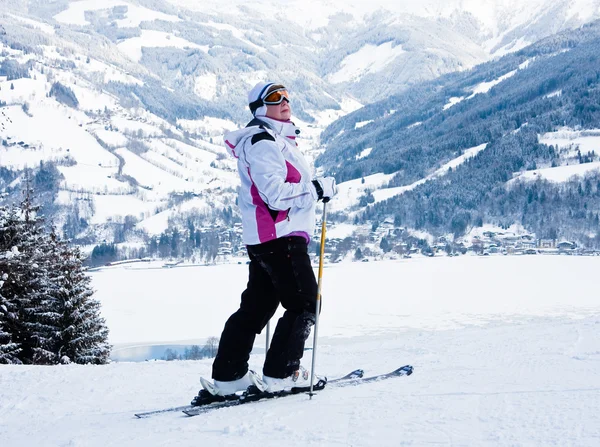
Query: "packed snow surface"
2 256 599 446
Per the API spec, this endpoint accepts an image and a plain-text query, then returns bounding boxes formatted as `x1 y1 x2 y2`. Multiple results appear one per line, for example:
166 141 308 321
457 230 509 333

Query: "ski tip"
337 369 364 381
351 368 365 379
387 365 414 377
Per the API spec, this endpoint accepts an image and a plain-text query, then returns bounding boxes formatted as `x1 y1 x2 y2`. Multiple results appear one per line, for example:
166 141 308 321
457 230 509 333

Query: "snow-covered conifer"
0 197 58 364
0 187 111 365
50 233 111 364
0 204 23 363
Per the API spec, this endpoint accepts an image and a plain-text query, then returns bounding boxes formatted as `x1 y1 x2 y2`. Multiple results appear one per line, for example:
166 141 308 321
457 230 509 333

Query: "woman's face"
265 99 291 121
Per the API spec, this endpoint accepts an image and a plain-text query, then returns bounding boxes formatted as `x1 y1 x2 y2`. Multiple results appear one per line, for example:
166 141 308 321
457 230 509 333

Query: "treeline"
49 81 79 108
162 337 219 361
0 58 32 81
86 216 242 267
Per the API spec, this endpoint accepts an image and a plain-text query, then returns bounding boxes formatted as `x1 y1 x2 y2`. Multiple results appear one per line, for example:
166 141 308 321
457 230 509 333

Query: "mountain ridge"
2 0 600 261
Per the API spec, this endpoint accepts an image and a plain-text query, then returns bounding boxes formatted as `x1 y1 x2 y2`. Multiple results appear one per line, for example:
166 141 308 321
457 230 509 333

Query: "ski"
182 378 328 417
134 366 413 418
133 368 364 419
333 364 413 387
182 365 413 417
134 404 194 418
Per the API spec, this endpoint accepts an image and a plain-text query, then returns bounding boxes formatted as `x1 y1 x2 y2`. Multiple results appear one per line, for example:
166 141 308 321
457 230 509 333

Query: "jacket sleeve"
245 138 316 211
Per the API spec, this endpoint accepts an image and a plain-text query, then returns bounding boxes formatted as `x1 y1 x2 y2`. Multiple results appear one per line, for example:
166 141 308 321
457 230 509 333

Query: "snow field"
1 317 598 446
116 30 209 63
510 129 600 183
1 255 599 445
90 253 600 345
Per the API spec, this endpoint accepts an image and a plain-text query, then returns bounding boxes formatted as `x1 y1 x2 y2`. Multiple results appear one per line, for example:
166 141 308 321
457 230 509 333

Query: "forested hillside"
318 21 600 246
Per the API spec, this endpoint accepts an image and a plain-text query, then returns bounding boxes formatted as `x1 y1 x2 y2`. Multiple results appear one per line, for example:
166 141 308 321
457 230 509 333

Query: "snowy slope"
510 128 600 183
0 33 241 239
328 42 407 84
514 162 600 183
330 144 488 214
54 0 181 27
1 256 600 446
116 30 209 63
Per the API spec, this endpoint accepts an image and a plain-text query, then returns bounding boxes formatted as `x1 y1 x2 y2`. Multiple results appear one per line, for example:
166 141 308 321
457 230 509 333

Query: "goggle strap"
259 83 275 99
265 87 287 97
249 83 274 114
249 98 264 114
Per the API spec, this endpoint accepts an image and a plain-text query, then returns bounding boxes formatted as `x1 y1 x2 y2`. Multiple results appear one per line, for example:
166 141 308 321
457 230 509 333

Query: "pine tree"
0 198 58 364
21 194 61 364
50 234 110 364
0 205 22 364
0 204 33 363
0 190 111 365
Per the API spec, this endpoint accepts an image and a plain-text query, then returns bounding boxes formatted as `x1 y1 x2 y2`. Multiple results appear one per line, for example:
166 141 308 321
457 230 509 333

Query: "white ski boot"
263 366 313 392
200 370 266 396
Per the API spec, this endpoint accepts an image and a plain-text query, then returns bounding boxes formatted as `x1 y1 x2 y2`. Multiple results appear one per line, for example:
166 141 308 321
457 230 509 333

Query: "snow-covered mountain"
168 0 600 101
315 19 600 248
1 0 600 258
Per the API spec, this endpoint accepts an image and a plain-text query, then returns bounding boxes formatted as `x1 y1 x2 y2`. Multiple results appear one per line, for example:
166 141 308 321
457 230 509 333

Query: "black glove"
311 177 337 203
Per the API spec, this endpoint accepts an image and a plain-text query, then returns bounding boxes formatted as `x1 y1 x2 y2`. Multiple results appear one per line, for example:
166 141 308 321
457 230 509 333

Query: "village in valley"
208 219 591 268
319 220 589 263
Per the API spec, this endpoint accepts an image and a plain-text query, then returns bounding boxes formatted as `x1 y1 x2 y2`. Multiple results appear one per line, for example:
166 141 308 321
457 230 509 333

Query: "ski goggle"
249 83 290 115
263 87 290 105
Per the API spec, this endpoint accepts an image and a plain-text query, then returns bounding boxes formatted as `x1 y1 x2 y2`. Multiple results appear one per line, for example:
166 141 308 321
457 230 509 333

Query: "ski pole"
265 320 270 352
309 201 327 398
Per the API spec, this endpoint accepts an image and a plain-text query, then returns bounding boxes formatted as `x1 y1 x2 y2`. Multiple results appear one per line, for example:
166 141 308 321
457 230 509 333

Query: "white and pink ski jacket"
224 117 318 246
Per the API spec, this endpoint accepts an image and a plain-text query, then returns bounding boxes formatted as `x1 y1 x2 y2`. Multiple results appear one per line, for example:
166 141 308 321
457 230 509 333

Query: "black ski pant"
212 236 318 381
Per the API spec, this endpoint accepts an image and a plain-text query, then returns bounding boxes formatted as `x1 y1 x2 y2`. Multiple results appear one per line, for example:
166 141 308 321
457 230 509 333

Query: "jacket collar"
247 117 299 140
224 117 301 159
